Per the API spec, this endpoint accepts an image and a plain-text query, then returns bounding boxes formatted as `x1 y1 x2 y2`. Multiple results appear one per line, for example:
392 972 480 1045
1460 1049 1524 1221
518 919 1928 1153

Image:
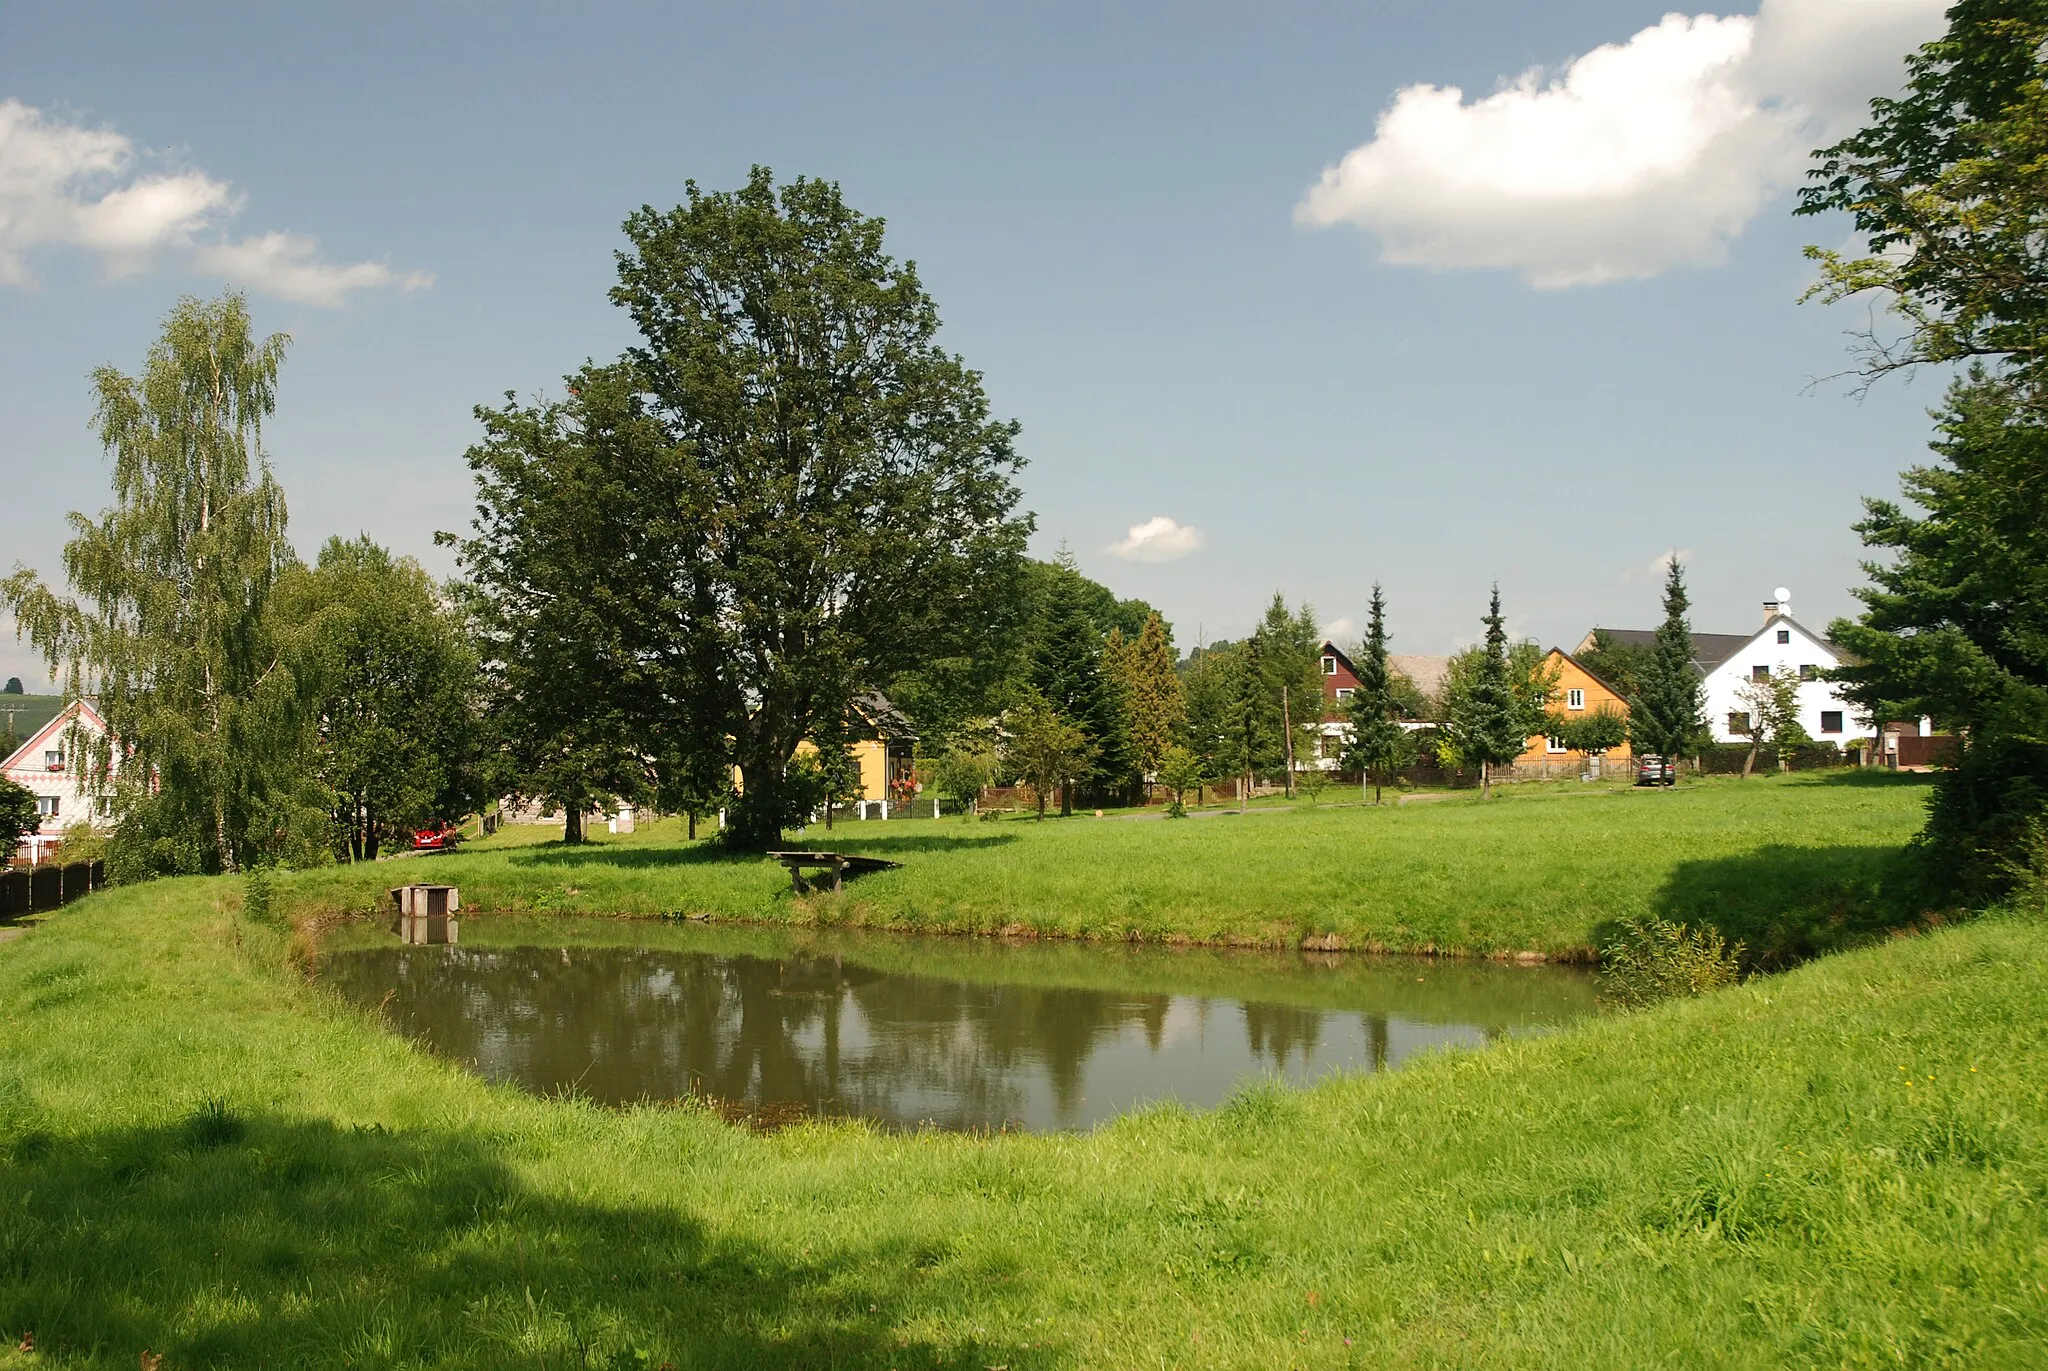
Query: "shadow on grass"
1620 842 1919 971
0 1109 1044 1369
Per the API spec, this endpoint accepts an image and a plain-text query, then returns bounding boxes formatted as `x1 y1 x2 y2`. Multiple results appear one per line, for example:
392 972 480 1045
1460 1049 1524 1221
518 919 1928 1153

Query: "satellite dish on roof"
1774 586 1791 605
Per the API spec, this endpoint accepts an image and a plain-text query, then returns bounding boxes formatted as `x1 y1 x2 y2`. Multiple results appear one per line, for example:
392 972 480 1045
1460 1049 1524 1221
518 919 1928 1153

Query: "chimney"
1762 598 1780 623
1763 586 1791 624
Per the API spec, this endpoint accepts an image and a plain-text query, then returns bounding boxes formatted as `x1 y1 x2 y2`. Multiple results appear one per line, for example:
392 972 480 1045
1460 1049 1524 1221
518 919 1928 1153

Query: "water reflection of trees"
326 947 1483 1132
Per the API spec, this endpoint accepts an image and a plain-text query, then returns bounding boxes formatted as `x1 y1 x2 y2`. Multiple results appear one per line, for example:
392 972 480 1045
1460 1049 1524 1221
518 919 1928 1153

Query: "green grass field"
0 869 2042 1366
288 771 1934 964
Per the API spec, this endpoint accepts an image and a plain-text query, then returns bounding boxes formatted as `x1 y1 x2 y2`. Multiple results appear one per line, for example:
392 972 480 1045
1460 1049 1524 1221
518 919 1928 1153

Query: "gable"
0 701 108 774
1705 617 1843 682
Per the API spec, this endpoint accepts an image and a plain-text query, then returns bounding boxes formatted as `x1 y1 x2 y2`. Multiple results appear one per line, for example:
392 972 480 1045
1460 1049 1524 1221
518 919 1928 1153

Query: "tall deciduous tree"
1732 665 1808 779
1799 2 2048 402
1343 584 1414 804
3 292 324 877
453 368 660 843
274 536 486 860
1003 695 1094 821
1442 586 1529 798
611 169 1031 848
0 777 38 859
1629 559 1708 765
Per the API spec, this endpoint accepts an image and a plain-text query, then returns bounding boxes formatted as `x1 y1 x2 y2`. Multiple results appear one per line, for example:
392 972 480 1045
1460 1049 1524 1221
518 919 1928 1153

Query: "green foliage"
1 677 19 694
1294 763 1330 806
1002 694 1095 820
1833 375 2048 894
1156 744 1203 817
1799 2 2048 395
453 366 659 844
1343 584 1416 802
241 865 275 926
611 169 1032 849
1629 559 1709 760
1 292 326 877
0 777 37 857
1598 915 1743 1010
1030 552 1130 809
1442 587 1549 793
930 738 996 817
1254 593 1323 793
1106 612 1184 783
1546 705 1629 756
274 536 485 860
1733 665 1809 776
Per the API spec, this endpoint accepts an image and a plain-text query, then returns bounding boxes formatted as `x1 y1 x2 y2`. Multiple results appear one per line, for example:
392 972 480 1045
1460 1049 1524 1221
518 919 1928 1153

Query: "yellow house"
1515 649 1633 767
783 691 921 816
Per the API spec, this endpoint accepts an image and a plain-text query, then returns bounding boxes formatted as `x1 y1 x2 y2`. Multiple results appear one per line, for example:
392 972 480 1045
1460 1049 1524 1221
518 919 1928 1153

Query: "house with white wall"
1700 592 1867 746
2 700 114 864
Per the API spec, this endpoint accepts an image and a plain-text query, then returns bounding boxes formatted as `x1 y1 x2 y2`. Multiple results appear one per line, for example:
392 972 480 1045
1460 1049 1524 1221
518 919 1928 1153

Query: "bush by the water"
1599 915 1742 1008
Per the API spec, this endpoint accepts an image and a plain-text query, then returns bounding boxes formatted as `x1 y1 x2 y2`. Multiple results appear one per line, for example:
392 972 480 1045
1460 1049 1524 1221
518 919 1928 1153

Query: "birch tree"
3 292 322 876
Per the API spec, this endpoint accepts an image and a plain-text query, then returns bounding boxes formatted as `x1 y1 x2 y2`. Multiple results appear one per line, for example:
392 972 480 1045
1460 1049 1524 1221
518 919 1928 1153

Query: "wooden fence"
0 860 105 922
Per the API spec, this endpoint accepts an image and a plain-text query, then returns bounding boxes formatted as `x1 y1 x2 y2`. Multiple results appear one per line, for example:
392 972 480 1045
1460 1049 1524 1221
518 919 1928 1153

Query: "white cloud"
194 232 433 308
1621 548 1696 584
1321 616 1359 646
0 98 425 304
1296 0 1947 287
1108 516 1207 563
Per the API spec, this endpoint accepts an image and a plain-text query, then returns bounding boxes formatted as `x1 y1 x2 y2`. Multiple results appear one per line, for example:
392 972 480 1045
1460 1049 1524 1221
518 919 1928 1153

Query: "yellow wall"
781 737 890 802
1517 650 1634 765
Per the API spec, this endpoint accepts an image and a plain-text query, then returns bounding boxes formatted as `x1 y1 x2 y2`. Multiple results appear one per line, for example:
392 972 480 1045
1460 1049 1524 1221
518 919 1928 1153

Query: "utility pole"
1281 684 1296 799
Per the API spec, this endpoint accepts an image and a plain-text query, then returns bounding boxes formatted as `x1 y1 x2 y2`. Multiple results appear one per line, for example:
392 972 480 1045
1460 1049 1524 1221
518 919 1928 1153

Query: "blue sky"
1 0 1950 688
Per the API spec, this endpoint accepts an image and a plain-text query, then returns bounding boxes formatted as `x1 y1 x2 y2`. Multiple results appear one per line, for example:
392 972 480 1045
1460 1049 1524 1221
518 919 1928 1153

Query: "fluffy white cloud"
193 232 433 308
1621 548 1696 584
1108 516 1207 563
1296 0 1948 287
0 98 424 304
1321 617 1359 646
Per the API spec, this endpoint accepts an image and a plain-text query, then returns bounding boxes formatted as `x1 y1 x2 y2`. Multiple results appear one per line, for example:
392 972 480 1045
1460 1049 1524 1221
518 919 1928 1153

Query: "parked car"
1635 755 1677 787
411 822 463 852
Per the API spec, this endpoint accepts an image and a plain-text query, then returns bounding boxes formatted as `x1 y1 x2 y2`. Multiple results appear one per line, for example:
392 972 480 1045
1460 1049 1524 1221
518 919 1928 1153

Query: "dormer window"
1321 656 1337 675
44 750 63 773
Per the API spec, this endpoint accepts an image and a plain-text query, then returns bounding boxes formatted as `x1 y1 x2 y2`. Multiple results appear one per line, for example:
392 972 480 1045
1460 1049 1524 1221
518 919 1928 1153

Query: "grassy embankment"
288 771 1933 963
1 862 2043 1366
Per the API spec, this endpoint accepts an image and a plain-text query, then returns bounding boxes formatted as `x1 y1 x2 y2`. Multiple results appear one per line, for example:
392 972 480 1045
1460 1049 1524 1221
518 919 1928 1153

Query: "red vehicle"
411 822 463 853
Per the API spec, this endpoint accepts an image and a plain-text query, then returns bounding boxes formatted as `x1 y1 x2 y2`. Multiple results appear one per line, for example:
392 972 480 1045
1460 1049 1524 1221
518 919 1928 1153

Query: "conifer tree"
1444 586 1527 798
1629 558 1708 766
1343 583 1414 804
1253 593 1322 797
1030 558 1129 811
1109 611 1184 794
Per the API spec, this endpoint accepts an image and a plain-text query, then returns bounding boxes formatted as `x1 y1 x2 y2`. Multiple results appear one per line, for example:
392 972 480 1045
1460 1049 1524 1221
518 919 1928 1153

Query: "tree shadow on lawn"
0 1110 1045 1370
1615 842 1922 972
512 832 1020 869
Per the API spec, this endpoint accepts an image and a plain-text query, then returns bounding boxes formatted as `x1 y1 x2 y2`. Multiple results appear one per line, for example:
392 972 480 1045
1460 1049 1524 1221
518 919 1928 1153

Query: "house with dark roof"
1698 596 1866 746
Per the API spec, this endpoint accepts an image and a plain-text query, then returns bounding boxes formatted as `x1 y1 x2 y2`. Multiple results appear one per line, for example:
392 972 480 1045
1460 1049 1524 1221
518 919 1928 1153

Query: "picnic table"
766 850 901 894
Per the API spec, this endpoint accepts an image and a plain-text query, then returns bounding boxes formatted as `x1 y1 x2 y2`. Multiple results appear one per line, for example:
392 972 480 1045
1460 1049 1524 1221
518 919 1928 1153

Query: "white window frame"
44 749 63 772
1333 686 1354 700
1321 656 1337 676
36 795 59 818
1546 736 1568 754
1566 688 1585 711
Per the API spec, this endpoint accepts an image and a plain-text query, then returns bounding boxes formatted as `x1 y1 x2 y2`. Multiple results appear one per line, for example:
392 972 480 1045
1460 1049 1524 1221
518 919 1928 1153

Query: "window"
44 749 63 772
1334 687 1354 700
1728 711 1752 736
1321 656 1337 675
36 795 58 818
1798 664 1817 681
1821 711 1844 734
1546 736 1568 754
1776 629 1791 644
1751 664 1770 682
1566 688 1585 711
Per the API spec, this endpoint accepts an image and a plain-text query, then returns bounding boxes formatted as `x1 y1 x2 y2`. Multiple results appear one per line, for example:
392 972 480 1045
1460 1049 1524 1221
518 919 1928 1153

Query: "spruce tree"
1445 585 1526 798
1343 583 1413 804
1629 558 1708 767
1109 611 1185 794
1030 561 1127 812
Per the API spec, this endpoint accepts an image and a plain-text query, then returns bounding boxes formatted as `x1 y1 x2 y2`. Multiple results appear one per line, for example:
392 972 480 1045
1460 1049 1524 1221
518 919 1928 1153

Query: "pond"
320 918 1598 1132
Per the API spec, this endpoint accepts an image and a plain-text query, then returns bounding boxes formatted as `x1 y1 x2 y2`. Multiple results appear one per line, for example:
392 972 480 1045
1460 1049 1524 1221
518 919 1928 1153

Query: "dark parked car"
1635 754 1677 787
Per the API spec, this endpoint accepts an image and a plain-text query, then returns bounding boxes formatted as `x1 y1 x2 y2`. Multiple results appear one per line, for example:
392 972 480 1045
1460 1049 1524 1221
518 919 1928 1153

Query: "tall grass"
0 872 2041 1366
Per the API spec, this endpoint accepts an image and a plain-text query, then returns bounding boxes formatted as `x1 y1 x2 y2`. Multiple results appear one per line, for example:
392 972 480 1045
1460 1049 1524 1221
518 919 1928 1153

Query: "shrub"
1599 915 1743 1009
242 866 275 925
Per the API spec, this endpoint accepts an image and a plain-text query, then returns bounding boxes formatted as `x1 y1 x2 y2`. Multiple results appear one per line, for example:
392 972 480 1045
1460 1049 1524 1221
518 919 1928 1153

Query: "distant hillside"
1 694 67 756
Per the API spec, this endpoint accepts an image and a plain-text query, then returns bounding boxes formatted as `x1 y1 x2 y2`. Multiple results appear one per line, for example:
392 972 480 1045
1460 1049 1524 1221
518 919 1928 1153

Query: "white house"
1700 592 1867 747
2 700 114 864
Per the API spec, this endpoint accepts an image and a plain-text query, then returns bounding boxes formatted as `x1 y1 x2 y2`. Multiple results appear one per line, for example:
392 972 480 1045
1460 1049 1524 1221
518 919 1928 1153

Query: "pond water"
321 919 1598 1132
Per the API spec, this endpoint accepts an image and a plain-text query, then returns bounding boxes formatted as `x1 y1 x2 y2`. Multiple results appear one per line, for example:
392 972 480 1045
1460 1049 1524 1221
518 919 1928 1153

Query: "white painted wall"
1701 615 1866 746
2 703 115 861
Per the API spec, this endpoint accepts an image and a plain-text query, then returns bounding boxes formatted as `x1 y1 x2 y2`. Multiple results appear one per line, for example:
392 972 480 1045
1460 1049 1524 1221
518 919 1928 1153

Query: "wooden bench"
766 851 901 894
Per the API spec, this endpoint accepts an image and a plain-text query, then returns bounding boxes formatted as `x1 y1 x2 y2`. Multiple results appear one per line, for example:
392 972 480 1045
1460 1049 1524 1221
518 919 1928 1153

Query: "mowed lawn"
287 772 1933 961
0 867 2041 1366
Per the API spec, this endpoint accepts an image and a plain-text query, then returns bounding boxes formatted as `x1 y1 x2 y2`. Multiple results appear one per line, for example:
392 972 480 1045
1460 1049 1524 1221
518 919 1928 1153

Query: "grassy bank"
1 873 2043 1366
288 772 1931 961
